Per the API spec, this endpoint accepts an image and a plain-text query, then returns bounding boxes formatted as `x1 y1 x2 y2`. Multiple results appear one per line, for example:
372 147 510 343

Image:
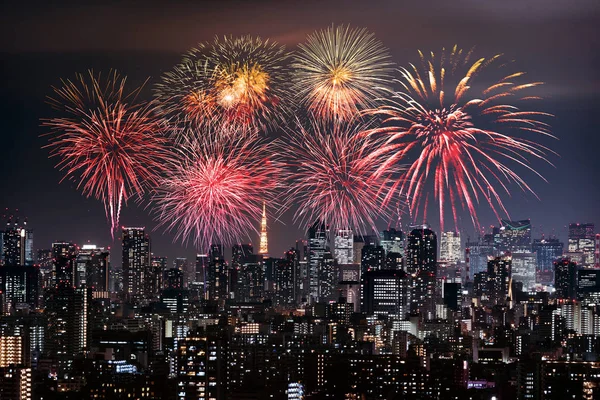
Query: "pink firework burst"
282 118 401 234
364 46 555 231
153 129 283 251
43 70 168 237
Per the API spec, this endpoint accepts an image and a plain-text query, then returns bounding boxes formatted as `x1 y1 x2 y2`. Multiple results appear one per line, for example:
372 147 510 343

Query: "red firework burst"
43 70 168 237
153 129 282 251
282 119 401 234
364 46 555 230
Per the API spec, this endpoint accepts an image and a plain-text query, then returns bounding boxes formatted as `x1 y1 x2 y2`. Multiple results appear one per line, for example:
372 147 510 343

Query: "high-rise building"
165 268 184 290
487 256 512 305
274 249 296 307
207 244 227 302
259 201 268 255
406 226 437 276
554 258 578 301
307 222 327 303
74 244 109 291
151 255 167 293
465 234 495 278
380 228 404 256
44 286 90 372
568 223 595 266
0 265 39 310
122 227 151 303
194 254 208 295
532 237 564 272
52 242 77 287
362 269 410 318
0 336 23 367
1 216 33 267
497 219 532 254
511 252 537 291
334 229 353 265
439 231 461 264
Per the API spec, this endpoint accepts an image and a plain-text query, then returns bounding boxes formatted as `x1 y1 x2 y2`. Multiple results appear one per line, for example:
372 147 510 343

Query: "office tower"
362 269 410 318
439 231 461 264
307 222 327 303
318 250 336 302
236 254 264 302
74 244 109 291
406 226 437 276
122 227 151 303
52 242 77 287
568 223 595 266
596 234 600 267
360 245 385 276
465 234 495 278
295 240 309 303
160 289 189 314
165 268 184 290
44 286 90 372
36 249 53 269
554 259 578 300
411 270 436 319
334 229 353 265
207 244 227 301
1 216 33 267
497 219 532 254
487 256 512 305
151 255 167 293
577 268 600 298
380 228 404 255
259 202 268 255
532 237 564 272
0 365 32 400
0 265 39 310
353 235 365 265
511 252 537 290
195 254 209 296
274 250 296 307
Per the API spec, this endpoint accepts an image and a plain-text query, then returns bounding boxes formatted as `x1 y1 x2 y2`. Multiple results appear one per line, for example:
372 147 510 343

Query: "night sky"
1 0 599 265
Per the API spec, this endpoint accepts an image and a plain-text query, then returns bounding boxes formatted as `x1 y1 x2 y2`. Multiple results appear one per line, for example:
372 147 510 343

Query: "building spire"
259 201 268 254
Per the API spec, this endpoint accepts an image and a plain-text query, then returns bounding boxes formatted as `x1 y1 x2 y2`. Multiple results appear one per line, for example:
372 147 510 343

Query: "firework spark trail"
155 36 292 136
292 25 394 123
281 118 402 234
43 70 168 237
153 128 283 251
364 46 555 231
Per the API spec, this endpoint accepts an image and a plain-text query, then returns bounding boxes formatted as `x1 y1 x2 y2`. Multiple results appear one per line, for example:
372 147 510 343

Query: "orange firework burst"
292 25 393 122
364 46 555 230
43 70 168 237
155 36 291 136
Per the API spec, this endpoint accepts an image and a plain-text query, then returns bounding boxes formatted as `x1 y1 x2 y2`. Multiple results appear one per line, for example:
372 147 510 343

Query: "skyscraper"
532 237 564 272
259 201 268 255
307 222 327 303
487 256 512 305
406 226 437 276
511 252 537 291
74 244 110 291
334 229 353 265
151 255 167 293
207 244 227 302
497 219 532 254
439 231 461 264
362 269 410 318
554 258 578 301
465 234 495 278
568 223 595 266
1 216 33 267
380 228 404 256
52 242 77 287
122 227 151 303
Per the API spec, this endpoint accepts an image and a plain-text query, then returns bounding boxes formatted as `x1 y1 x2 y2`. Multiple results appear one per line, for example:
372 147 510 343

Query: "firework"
155 36 291 135
364 46 554 230
43 70 167 237
282 118 401 234
292 25 393 122
153 129 282 251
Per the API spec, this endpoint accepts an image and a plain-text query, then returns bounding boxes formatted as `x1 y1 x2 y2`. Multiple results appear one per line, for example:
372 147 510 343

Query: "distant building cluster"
2 213 600 399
